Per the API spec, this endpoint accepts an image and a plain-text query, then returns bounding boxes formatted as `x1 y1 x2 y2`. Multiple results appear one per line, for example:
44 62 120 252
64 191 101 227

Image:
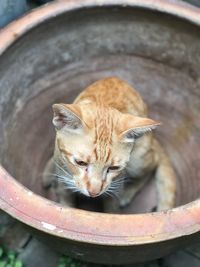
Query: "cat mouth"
80 188 100 198
84 189 101 198
88 193 100 198
79 187 103 198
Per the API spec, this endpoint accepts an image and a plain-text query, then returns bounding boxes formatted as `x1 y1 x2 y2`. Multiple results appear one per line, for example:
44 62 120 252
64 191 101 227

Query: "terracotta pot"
0 0 199 264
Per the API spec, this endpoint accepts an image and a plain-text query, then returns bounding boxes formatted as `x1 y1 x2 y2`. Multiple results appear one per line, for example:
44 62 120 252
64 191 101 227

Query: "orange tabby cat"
44 77 176 212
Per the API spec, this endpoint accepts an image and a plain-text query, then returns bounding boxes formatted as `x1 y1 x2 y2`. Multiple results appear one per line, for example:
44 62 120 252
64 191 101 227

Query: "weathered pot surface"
0 0 200 264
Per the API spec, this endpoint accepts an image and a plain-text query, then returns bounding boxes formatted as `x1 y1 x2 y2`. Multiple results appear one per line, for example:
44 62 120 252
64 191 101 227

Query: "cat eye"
74 159 88 167
107 166 121 172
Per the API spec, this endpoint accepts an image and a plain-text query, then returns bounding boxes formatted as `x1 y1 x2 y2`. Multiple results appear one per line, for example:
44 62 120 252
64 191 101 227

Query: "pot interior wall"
0 7 199 211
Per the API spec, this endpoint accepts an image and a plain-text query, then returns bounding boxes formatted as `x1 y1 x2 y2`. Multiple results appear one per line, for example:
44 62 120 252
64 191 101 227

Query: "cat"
43 77 176 212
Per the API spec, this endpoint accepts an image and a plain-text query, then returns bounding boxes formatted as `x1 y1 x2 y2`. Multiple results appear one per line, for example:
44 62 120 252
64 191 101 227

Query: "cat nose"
88 189 100 198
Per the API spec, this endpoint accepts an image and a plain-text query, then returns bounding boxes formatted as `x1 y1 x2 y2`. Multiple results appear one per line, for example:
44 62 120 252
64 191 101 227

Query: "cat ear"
52 104 83 132
119 115 161 143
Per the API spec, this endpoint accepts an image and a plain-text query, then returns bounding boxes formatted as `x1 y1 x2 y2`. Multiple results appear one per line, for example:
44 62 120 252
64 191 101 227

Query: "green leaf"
0 248 3 258
0 260 6 267
8 251 15 265
14 260 23 267
58 255 83 267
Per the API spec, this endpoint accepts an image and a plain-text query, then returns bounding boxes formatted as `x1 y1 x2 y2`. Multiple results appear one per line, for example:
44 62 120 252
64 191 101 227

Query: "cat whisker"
45 172 75 188
106 188 120 200
55 173 73 181
57 178 71 185
104 191 114 198
109 188 121 193
56 176 75 188
58 157 74 177
69 188 80 193
62 181 77 189
109 186 121 192
110 179 125 189
54 160 73 178
113 176 129 183
64 185 77 190
108 187 121 194
110 182 123 187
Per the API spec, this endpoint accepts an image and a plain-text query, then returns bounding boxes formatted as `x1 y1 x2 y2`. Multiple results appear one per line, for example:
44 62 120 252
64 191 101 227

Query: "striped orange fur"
51 77 176 211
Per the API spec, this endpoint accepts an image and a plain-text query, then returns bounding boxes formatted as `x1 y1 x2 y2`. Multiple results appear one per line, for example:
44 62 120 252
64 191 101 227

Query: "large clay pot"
0 0 199 264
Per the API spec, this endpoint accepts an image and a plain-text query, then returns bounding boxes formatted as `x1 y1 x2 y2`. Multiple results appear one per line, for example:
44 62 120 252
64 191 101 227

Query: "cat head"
52 102 160 198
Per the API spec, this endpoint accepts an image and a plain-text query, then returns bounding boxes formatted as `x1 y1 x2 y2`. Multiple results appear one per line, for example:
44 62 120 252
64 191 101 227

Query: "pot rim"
0 0 200 54
0 0 200 246
0 166 200 245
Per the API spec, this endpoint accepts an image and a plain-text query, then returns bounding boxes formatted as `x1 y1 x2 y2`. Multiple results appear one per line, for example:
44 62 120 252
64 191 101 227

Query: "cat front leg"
56 183 75 207
103 182 124 213
42 157 56 189
155 153 176 211
42 157 75 207
119 177 149 208
42 157 60 202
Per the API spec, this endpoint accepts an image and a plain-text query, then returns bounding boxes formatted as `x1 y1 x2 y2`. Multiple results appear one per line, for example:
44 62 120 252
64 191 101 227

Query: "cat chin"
79 188 90 197
80 188 103 198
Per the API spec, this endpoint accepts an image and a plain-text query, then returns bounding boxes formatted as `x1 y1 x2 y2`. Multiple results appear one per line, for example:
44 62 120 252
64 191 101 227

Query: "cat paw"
157 201 174 211
119 197 132 208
